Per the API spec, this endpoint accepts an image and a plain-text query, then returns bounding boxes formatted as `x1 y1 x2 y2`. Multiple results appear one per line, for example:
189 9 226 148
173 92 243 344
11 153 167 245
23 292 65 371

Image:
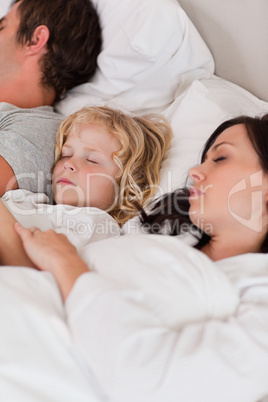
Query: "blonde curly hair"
54 106 172 226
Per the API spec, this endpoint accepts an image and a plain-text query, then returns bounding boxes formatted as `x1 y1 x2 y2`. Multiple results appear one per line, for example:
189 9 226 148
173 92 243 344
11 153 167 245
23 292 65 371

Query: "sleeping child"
0 105 172 266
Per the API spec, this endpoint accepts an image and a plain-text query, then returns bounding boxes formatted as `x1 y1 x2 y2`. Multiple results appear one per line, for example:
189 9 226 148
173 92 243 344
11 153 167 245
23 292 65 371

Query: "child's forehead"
64 122 121 152
70 121 108 136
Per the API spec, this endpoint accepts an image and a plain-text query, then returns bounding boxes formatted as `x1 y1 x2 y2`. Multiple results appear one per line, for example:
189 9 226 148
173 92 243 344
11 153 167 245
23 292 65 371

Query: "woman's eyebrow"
204 141 234 160
211 141 234 151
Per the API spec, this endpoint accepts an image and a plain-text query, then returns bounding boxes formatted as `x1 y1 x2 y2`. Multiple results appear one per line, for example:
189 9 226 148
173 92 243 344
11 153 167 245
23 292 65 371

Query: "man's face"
0 2 24 83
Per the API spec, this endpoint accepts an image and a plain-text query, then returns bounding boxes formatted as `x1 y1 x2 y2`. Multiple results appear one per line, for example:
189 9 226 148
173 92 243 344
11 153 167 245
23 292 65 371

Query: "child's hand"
14 223 89 300
14 222 76 272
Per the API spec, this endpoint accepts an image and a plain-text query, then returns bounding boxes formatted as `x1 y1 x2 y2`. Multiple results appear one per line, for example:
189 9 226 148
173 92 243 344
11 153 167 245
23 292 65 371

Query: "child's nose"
64 157 77 172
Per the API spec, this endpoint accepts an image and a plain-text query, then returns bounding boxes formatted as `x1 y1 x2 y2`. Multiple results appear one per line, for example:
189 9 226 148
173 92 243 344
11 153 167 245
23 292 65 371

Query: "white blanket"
0 190 120 401
1 234 268 401
66 235 268 402
2 189 120 252
0 268 106 402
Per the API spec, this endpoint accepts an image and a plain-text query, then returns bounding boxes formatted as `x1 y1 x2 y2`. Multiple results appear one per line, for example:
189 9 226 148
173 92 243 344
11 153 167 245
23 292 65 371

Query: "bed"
0 0 268 401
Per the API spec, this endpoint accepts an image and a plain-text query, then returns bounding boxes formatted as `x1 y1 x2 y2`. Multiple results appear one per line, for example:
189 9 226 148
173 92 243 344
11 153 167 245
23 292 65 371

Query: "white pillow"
122 75 268 233
56 0 214 115
159 75 268 194
0 0 11 17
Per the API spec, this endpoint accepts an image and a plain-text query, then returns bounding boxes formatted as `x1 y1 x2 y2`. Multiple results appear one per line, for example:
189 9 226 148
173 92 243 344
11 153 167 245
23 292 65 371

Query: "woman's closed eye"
0 18 5 31
213 156 226 163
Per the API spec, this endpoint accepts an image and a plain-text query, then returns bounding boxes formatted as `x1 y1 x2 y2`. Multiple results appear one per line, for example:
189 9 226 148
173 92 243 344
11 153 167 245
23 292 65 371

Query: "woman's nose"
188 165 205 182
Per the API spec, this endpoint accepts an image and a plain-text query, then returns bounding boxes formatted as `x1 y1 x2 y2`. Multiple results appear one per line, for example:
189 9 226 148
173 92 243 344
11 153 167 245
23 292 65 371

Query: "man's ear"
26 25 50 54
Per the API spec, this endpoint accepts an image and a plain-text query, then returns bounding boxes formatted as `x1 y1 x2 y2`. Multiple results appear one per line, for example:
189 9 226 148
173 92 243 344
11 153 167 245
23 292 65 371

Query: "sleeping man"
0 0 102 200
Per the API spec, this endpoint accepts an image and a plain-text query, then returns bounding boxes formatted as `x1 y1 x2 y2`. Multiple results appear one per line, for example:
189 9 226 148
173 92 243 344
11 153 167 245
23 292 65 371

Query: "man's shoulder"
0 102 63 118
0 102 64 129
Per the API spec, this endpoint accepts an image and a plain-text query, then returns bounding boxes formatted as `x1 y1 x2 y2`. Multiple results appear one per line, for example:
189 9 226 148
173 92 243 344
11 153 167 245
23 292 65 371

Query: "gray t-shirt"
0 103 63 201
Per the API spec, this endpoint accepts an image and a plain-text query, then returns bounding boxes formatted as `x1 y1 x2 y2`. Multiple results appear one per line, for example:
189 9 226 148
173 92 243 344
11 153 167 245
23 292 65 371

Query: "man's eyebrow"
0 17 6 25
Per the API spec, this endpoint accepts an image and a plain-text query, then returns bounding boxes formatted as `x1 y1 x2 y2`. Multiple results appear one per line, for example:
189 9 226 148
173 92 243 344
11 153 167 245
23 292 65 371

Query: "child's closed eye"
86 159 99 164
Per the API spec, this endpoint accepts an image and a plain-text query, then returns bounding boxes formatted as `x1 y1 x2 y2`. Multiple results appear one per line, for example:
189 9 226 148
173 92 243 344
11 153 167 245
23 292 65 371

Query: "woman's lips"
57 178 76 186
189 187 204 198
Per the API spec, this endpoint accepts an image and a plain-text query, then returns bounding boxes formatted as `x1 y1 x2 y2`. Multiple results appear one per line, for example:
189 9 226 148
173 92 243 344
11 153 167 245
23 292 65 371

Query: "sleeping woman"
4 113 268 401
141 113 268 259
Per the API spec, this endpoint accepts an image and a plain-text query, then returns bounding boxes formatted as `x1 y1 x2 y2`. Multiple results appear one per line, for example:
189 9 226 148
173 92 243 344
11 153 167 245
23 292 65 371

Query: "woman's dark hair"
140 113 268 253
13 0 102 101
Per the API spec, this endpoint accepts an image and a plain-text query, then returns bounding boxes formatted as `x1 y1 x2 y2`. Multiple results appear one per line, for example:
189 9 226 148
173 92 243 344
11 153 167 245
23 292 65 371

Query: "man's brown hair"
13 0 102 101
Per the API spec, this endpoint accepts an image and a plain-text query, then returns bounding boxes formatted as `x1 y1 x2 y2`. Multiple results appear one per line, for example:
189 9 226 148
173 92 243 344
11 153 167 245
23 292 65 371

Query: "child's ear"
26 25 50 54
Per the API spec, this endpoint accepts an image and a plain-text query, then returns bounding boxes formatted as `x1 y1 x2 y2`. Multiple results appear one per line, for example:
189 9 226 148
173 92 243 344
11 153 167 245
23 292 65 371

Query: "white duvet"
68 235 268 402
0 268 106 402
0 189 118 401
1 233 268 401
